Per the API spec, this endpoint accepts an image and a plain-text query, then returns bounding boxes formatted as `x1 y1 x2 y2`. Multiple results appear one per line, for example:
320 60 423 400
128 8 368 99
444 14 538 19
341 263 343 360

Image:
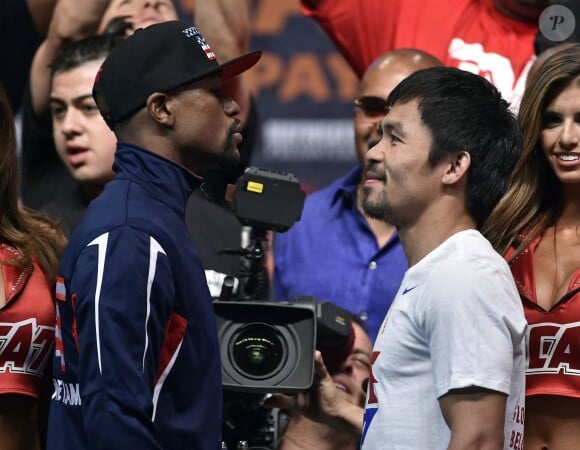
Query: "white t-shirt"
362 230 526 450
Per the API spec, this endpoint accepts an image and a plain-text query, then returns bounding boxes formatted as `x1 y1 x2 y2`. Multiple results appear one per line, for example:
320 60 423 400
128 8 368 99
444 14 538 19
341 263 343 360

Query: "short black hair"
387 67 522 228
50 34 125 75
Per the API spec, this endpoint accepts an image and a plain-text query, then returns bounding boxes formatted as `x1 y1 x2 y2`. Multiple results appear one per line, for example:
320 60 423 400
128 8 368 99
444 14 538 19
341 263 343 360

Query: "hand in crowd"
30 0 112 117
47 0 111 40
264 351 364 437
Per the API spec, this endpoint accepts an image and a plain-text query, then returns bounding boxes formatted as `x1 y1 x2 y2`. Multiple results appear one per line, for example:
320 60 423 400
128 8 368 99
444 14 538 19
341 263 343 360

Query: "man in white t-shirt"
363 230 527 448
266 67 526 449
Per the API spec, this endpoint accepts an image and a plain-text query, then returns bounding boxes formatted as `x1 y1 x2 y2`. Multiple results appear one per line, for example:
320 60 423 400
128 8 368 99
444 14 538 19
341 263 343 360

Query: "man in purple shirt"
274 49 442 341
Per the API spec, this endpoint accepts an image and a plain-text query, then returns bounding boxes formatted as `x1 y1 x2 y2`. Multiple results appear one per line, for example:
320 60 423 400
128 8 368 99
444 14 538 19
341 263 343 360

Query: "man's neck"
399 209 476 267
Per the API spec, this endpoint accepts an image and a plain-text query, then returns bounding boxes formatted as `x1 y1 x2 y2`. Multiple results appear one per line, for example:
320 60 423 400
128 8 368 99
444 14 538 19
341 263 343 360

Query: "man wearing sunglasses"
274 49 442 343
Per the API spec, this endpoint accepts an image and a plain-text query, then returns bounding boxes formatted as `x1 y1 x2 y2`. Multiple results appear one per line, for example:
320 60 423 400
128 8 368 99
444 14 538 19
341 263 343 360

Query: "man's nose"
61 109 82 137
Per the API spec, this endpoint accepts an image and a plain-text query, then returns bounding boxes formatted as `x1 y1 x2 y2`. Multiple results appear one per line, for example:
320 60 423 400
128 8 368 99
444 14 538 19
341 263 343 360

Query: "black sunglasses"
354 96 389 116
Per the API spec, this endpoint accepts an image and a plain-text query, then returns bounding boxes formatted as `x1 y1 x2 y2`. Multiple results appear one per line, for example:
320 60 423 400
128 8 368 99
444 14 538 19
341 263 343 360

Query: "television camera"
213 168 356 449
215 167 354 391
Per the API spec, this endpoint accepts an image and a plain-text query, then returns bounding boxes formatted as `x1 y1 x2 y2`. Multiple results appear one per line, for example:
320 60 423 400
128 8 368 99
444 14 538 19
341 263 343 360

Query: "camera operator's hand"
264 351 364 437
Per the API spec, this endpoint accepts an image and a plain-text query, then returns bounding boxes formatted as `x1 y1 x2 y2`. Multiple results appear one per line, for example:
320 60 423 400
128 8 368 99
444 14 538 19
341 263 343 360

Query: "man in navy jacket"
47 21 260 450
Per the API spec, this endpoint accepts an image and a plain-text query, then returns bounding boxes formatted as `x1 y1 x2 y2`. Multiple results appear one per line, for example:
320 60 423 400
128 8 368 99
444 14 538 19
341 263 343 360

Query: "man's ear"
442 151 471 186
146 92 175 127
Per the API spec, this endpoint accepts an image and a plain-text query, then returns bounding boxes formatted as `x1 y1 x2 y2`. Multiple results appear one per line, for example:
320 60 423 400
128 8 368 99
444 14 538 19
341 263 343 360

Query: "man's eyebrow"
382 121 408 139
49 94 94 104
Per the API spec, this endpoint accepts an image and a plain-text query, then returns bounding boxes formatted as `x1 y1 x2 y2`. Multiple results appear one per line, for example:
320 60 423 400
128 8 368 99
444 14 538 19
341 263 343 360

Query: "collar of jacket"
113 143 204 215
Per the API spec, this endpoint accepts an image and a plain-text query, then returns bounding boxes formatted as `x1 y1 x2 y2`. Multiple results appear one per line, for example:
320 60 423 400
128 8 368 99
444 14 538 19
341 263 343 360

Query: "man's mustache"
364 162 386 182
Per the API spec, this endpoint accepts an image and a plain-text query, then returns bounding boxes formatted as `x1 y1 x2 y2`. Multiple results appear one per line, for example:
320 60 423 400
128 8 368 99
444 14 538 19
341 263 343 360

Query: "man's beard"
361 161 392 221
210 121 242 171
362 186 387 220
361 185 399 226
198 123 244 205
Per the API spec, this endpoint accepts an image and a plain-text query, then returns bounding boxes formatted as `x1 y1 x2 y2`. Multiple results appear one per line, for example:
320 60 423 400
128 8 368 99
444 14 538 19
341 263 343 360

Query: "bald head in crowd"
354 49 443 166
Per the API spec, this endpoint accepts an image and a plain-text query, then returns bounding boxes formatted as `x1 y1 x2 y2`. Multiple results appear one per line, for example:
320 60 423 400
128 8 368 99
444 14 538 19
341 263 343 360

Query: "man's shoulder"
415 231 512 288
62 182 148 253
72 179 191 258
59 218 163 282
302 185 334 212
87 177 168 225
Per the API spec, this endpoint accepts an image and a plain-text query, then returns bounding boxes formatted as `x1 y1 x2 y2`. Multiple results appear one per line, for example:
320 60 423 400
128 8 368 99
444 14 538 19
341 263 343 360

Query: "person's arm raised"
195 0 252 126
29 0 111 118
26 0 57 36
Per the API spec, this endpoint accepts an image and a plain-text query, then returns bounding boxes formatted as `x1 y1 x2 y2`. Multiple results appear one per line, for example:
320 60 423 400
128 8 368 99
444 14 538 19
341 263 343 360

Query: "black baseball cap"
92 20 261 126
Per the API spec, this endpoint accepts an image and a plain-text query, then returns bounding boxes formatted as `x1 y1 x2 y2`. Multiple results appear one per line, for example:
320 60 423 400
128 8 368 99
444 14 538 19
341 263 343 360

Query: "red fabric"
0 245 55 398
507 236 580 398
301 0 536 109
155 312 188 384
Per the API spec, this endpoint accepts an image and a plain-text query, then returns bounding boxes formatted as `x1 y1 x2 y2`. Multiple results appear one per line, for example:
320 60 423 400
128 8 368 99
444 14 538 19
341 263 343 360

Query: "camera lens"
231 323 286 378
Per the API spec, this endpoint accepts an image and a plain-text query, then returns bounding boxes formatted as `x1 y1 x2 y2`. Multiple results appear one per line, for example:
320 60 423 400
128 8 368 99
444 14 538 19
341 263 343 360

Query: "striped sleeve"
70 226 174 449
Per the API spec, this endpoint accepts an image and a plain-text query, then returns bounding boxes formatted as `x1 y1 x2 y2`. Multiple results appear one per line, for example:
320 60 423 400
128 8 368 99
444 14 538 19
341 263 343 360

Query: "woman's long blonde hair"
482 44 580 257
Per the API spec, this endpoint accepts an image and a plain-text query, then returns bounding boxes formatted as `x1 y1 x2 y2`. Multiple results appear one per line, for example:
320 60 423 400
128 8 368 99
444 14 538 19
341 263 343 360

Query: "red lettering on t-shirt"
0 319 54 376
528 322 580 375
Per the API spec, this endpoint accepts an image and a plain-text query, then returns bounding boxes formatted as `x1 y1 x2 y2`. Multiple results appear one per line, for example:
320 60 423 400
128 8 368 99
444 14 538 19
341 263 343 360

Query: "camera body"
215 168 353 394
233 167 305 233
215 295 353 393
217 168 353 447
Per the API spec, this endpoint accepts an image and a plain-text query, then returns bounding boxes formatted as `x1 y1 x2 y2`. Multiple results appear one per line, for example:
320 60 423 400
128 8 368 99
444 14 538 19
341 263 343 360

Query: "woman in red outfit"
484 44 580 449
0 86 66 449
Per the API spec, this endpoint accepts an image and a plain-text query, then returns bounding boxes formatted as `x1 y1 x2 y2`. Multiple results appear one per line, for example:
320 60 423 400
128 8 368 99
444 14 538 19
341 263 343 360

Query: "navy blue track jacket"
47 143 222 449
